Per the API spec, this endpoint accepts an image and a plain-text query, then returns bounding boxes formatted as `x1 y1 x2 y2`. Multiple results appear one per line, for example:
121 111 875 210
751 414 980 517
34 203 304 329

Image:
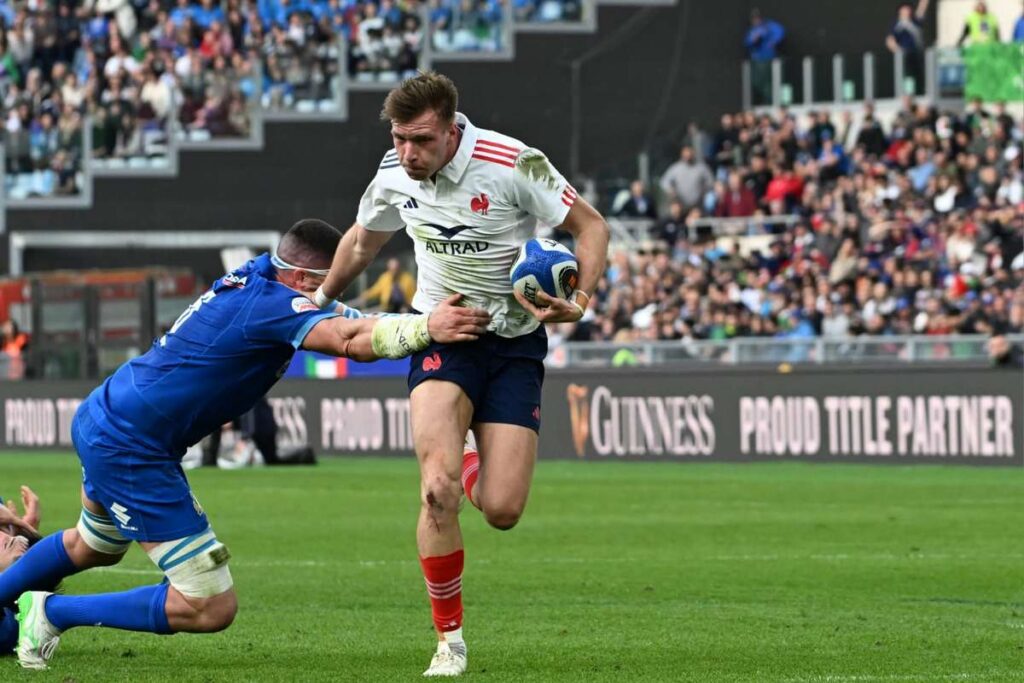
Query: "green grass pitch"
1 453 1022 682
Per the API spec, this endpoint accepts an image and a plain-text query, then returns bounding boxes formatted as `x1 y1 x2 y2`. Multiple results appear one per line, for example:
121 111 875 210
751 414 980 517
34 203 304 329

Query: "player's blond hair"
381 71 458 125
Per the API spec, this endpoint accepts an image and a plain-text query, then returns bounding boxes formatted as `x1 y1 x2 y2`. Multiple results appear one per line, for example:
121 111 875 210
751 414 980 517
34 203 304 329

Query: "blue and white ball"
510 238 578 305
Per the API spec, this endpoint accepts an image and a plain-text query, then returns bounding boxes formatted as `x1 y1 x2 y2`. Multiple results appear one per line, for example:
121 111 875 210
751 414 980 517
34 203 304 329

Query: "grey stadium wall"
1 365 1020 466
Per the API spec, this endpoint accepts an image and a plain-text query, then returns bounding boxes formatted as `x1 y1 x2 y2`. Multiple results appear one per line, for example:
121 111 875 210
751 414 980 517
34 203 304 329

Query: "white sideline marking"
93 552 1024 576
94 567 161 575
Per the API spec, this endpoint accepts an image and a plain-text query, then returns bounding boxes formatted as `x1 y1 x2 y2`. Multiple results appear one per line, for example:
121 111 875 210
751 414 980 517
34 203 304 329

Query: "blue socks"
0 530 78 606
4 529 174 636
45 582 172 634
0 607 17 653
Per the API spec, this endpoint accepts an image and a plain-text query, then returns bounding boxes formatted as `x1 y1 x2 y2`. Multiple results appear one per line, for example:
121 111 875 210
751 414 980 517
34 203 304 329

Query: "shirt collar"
252 252 276 278
438 112 477 183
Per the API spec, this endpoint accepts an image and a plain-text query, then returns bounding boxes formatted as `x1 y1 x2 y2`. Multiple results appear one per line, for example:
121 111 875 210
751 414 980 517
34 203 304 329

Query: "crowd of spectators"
429 0 502 54
583 97 1023 352
0 0 600 197
0 0 368 195
347 0 423 81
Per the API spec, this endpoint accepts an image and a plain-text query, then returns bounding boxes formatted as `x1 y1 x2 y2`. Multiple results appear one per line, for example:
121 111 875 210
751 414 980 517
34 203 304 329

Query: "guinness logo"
566 383 590 458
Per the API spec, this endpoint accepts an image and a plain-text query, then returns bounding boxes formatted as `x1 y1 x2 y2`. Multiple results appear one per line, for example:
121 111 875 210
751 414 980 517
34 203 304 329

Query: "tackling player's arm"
301 293 490 361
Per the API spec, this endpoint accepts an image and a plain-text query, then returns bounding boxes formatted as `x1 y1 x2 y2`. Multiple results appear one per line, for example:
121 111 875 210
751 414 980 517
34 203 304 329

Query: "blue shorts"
72 405 209 543
408 326 546 432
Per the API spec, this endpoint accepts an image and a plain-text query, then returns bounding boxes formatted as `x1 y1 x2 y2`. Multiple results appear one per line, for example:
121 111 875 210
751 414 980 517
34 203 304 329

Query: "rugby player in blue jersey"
0 218 489 670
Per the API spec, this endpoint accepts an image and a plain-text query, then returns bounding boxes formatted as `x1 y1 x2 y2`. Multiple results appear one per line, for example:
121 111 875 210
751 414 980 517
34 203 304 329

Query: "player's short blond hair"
381 71 458 125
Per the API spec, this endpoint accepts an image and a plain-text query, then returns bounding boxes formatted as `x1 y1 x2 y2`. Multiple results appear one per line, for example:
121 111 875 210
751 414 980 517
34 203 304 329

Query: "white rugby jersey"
356 112 578 338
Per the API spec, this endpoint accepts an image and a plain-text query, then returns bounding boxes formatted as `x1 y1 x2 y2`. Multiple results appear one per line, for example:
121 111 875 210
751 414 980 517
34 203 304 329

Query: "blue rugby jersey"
81 254 338 457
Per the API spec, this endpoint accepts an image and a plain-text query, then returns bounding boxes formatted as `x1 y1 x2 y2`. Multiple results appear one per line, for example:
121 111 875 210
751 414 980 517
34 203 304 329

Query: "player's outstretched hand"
0 499 41 542
20 485 40 531
514 290 583 323
429 294 491 343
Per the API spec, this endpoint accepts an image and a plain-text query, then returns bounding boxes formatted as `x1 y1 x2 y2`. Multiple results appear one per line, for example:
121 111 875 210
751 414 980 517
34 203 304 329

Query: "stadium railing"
549 334 1024 368
603 215 801 247
742 46 960 110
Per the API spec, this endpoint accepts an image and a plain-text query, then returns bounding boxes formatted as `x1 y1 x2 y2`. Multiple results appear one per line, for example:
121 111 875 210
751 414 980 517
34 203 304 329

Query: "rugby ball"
510 238 578 305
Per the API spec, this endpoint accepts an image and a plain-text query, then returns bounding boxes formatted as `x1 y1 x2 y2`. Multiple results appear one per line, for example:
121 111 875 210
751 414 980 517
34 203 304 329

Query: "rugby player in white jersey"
314 72 609 677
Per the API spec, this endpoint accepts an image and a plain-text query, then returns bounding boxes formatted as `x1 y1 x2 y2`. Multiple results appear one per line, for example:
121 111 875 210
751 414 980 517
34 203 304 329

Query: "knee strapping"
77 507 131 555
146 528 233 598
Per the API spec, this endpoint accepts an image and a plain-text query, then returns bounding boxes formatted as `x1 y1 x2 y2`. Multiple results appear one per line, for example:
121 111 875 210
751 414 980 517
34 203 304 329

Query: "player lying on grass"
0 487 42 655
0 218 490 671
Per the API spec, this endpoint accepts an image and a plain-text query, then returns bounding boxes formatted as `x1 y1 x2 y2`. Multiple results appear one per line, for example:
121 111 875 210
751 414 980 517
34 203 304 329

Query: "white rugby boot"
423 633 468 677
16 591 62 670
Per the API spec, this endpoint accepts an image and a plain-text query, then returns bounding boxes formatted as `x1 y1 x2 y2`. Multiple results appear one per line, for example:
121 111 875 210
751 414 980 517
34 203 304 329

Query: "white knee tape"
77 507 131 555
147 528 234 598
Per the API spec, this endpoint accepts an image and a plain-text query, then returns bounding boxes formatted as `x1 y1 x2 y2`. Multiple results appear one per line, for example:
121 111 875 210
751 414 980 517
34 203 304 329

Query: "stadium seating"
0 0 1019 348
0 0 596 203
584 100 1023 345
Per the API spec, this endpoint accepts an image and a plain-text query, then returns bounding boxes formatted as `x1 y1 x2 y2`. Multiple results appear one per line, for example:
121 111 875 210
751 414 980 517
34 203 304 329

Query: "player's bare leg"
138 540 237 633
467 423 538 531
411 379 474 677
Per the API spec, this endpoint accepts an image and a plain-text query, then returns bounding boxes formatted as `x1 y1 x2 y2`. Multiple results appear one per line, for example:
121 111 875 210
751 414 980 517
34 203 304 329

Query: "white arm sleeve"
512 148 575 227
356 175 405 232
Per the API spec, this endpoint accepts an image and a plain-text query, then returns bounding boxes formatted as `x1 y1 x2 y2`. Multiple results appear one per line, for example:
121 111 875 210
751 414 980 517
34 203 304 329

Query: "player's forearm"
304 315 432 361
572 215 610 298
310 317 378 361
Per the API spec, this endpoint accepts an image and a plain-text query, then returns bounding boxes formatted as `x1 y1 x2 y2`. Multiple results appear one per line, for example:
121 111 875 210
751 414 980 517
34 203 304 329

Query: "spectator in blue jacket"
744 9 785 105
192 0 227 29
